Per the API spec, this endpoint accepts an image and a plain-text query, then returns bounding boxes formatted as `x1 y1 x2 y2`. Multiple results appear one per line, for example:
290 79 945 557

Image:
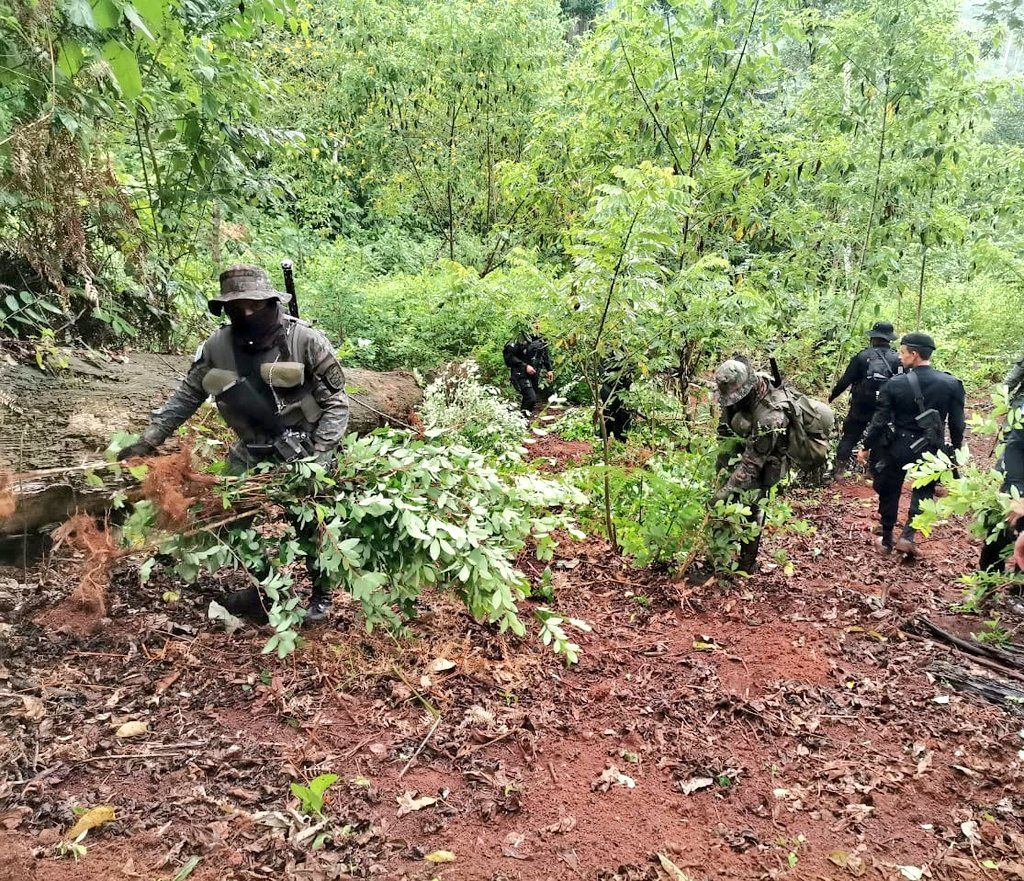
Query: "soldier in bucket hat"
116 264 349 622
829 321 902 474
712 358 792 571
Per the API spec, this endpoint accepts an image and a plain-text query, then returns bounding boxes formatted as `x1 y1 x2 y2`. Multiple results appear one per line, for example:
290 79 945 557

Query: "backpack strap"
905 369 926 416
865 347 894 380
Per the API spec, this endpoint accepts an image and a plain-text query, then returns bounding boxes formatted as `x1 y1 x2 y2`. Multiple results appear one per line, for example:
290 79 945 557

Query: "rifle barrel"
281 259 298 319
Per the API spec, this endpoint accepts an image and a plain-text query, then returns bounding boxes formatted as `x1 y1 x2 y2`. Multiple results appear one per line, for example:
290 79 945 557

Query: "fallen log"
929 661 1024 711
0 350 422 535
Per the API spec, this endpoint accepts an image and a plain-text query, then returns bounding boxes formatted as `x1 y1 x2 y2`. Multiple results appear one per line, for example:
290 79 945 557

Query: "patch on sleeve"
320 361 346 392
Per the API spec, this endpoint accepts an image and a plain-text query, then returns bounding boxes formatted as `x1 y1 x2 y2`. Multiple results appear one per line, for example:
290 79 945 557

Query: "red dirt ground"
2 466 1023 880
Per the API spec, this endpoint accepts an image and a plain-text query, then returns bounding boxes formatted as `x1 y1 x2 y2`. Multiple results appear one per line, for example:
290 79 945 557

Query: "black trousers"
872 453 936 536
835 406 874 467
977 424 1024 570
598 385 632 442
511 373 541 413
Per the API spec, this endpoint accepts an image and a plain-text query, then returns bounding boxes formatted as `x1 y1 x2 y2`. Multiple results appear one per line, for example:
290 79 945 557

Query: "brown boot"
895 535 918 557
877 529 893 554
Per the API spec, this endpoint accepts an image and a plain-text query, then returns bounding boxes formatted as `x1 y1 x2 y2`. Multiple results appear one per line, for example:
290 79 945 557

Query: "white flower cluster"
421 360 528 461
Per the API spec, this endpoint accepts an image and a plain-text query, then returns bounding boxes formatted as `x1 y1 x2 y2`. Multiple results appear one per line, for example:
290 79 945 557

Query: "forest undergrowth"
1 421 1023 881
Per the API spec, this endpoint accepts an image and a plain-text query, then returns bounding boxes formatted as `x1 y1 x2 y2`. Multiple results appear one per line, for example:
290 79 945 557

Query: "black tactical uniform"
862 333 965 553
598 356 633 442
830 322 901 470
503 333 552 413
979 408 1024 570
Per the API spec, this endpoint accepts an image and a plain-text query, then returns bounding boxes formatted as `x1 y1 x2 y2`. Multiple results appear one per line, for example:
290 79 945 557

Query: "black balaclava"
228 300 284 353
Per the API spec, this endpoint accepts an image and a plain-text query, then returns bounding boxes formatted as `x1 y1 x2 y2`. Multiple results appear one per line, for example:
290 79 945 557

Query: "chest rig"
199 319 324 451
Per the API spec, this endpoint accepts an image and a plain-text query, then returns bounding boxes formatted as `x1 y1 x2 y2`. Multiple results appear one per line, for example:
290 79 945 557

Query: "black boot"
305 589 332 625
895 528 918 557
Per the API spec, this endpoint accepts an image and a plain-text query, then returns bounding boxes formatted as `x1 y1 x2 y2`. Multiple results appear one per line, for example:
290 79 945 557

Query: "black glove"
116 439 156 461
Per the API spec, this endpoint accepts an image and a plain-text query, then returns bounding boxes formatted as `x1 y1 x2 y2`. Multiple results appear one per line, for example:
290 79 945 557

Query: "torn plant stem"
397 714 441 780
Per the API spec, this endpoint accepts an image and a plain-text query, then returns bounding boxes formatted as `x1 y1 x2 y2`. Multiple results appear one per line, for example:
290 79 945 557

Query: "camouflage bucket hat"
209 264 289 316
715 359 756 406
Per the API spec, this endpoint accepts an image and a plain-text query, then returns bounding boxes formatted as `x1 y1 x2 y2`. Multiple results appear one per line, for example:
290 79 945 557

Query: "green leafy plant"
973 615 1012 646
134 431 588 660
0 289 64 334
291 773 340 817
56 832 88 861
421 360 528 460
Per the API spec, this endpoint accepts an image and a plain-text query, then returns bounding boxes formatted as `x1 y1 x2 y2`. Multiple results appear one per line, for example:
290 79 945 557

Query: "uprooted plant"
115 430 589 661
420 360 529 461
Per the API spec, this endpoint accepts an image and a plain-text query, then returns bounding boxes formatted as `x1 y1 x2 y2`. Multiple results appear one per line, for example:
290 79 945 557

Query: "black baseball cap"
900 332 936 353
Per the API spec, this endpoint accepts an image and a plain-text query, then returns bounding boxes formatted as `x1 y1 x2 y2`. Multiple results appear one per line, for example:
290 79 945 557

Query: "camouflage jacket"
717 380 790 496
142 317 349 463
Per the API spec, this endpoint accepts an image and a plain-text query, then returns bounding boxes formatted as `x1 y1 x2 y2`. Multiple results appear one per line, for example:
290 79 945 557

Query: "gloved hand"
116 439 156 461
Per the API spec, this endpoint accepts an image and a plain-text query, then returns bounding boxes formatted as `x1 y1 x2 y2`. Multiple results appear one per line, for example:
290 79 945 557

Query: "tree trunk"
0 350 422 535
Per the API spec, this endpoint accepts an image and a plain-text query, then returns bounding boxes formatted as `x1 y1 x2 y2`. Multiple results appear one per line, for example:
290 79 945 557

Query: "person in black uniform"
829 321 901 473
858 332 965 556
598 354 633 442
503 322 553 414
978 403 1024 570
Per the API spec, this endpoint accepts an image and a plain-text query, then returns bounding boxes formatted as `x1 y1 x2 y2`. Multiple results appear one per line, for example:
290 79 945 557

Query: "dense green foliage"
8 0 1024 641
5 0 1023 377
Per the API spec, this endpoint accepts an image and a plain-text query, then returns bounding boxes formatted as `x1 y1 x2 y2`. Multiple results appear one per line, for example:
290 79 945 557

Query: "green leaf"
172 857 202 881
63 0 97 29
102 40 143 98
91 0 118 28
84 470 104 488
57 41 86 77
123 3 155 40
309 773 339 798
133 0 165 32
4 294 18 313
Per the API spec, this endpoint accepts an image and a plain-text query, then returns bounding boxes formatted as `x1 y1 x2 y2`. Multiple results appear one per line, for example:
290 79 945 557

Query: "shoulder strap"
905 370 926 415
866 347 893 378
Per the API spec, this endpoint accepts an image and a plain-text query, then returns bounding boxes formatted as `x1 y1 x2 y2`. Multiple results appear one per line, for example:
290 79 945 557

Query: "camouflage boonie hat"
209 264 290 316
715 359 757 406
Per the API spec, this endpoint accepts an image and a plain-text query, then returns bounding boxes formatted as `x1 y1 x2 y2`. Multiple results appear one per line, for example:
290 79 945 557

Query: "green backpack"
776 388 835 471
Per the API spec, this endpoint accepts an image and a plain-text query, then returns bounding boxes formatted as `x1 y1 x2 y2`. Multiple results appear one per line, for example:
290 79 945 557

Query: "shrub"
421 361 528 460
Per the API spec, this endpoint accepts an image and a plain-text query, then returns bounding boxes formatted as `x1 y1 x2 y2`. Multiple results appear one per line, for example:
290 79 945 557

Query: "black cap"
866 321 896 341
900 331 936 352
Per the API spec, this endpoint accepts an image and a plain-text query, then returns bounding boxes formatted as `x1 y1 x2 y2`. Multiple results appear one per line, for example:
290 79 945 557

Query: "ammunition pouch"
260 361 304 388
215 376 284 437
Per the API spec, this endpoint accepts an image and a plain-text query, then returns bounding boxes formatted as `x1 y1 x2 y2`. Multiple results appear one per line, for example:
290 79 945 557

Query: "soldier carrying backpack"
829 321 902 474
713 357 834 571
858 332 966 557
